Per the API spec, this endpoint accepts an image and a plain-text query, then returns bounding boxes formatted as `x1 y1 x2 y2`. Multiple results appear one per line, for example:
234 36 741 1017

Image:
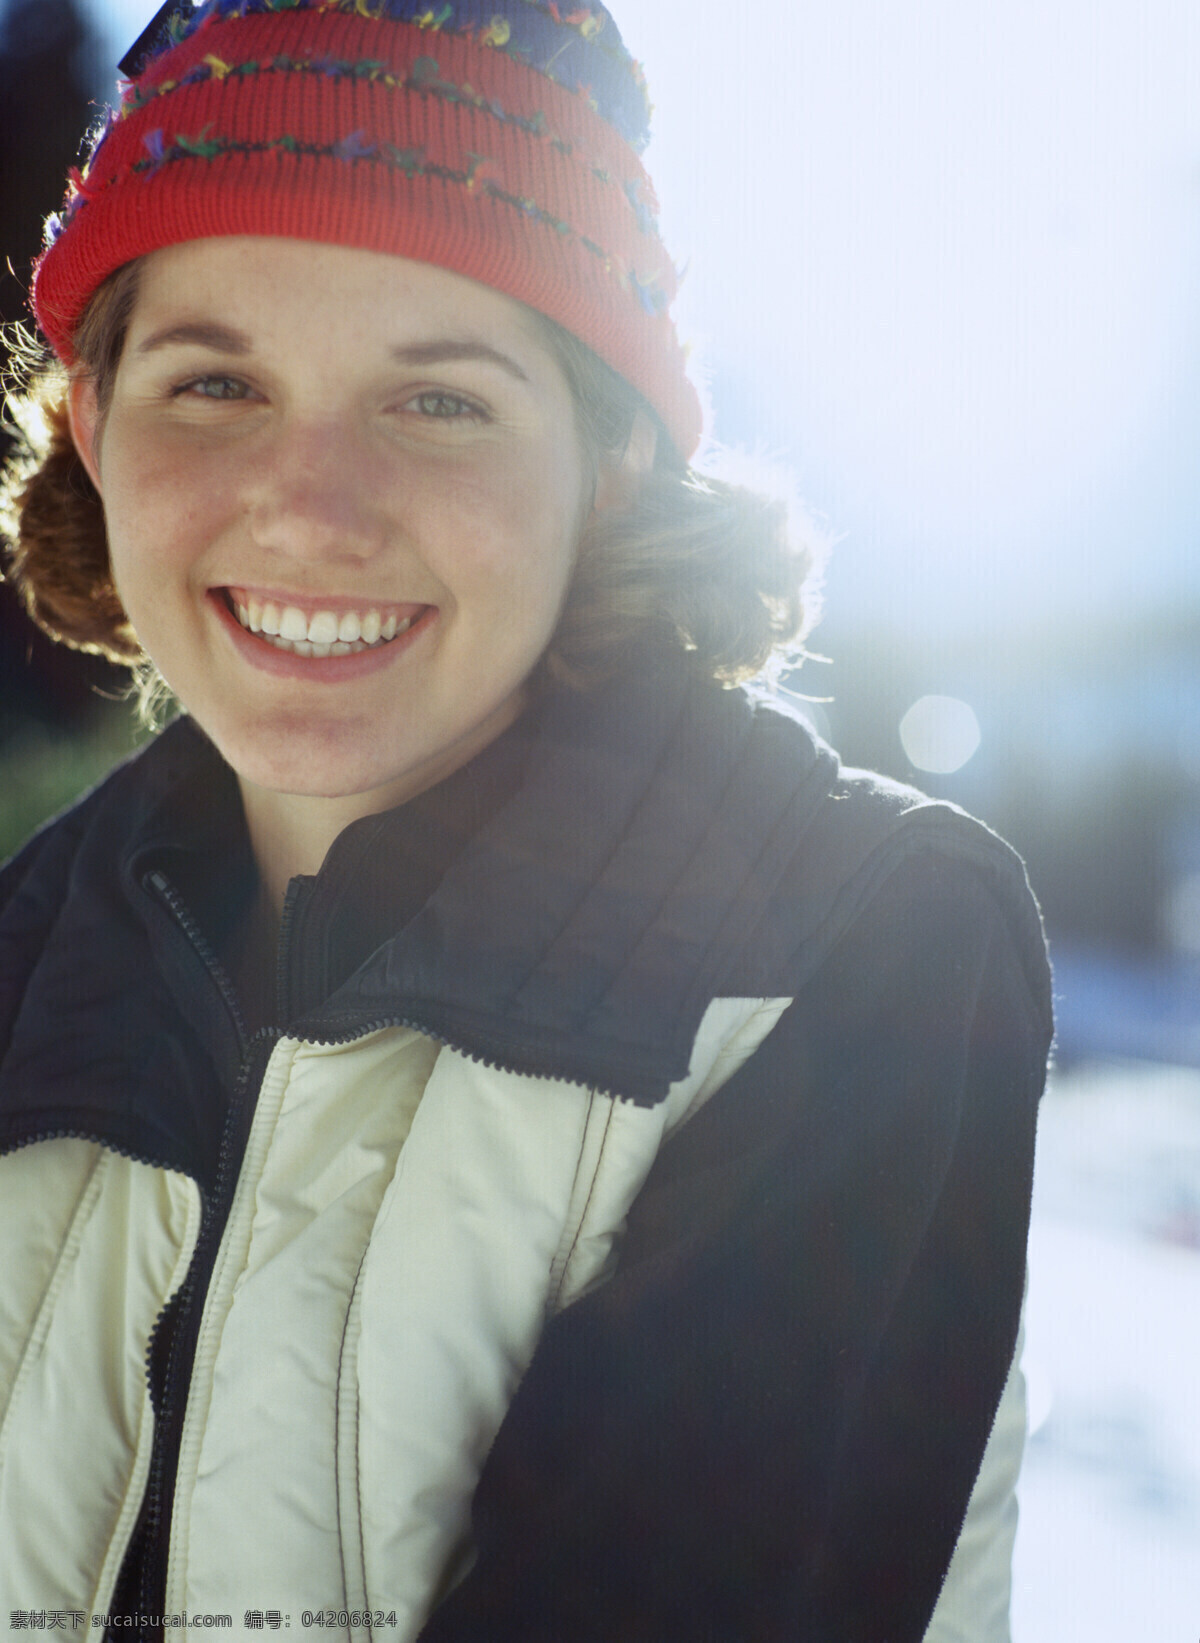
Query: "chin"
210 719 414 805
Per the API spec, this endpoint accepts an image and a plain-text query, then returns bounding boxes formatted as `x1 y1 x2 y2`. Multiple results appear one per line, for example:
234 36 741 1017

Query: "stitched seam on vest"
166 1037 303 1609
93 1175 203 1616
336 1244 371 1629
546 1091 613 1314
0 1144 107 1459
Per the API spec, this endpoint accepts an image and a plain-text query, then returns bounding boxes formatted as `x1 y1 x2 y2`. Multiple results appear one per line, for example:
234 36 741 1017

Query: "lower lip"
209 592 435 682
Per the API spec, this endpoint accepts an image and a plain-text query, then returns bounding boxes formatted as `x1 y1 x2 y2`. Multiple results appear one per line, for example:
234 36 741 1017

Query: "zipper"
275 873 315 1025
122 872 274 1633
133 1036 274 1630
292 1014 564 1082
146 870 250 1049
110 869 637 1628
0 1127 177 1171
94 1173 203 1628
267 869 644 1097
267 879 583 1084
289 1010 655 1102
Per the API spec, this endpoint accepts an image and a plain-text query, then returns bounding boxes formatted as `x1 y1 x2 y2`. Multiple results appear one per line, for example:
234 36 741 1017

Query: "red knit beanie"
32 0 702 458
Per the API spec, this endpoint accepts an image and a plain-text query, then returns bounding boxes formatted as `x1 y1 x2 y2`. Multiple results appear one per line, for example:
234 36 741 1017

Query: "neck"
236 695 529 917
237 784 382 917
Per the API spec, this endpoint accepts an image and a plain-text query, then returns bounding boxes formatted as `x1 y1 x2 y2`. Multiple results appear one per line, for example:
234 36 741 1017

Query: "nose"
246 418 386 563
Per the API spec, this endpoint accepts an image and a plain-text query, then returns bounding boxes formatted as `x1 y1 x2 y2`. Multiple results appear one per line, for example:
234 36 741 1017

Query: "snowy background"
1015 1059 1200 1640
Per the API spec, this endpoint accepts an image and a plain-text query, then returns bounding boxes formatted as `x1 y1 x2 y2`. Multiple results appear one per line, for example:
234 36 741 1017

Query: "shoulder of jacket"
733 694 1050 1020
743 688 1019 884
0 759 123 931
0 718 206 917
0 718 210 1076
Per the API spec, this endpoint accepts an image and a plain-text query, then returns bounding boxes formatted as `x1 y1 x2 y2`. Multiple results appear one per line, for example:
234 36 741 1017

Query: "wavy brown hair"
2 259 821 702
1 263 141 664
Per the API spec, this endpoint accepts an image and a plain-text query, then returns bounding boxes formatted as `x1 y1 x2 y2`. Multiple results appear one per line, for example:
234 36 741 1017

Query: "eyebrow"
134 324 530 383
389 340 530 383
135 321 252 356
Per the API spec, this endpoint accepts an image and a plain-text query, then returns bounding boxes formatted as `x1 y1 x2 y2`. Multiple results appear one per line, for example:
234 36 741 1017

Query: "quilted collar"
0 656 840 1178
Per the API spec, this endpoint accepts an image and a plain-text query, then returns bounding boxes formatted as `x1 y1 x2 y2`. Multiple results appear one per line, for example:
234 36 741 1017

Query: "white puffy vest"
0 999 788 1633
0 993 1022 1641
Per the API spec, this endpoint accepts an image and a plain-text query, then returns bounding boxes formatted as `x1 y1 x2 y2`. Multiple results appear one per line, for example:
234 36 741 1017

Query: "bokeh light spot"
899 695 982 775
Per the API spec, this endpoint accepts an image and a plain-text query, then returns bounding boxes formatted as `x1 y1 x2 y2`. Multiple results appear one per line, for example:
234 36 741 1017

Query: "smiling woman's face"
69 236 594 810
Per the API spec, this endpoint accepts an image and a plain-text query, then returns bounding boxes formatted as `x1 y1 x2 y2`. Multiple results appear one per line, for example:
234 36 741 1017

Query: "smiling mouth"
224 590 421 658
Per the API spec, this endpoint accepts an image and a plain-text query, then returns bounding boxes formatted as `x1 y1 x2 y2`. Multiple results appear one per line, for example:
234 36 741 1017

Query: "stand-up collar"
0 656 842 1178
293 655 836 1099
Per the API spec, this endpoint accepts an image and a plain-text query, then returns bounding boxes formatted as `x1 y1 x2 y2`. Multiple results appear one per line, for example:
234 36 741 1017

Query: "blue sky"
83 1 1200 639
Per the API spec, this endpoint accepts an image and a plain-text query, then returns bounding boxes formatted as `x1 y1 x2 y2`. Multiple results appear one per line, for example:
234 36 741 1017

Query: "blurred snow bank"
1012 1060 1200 1642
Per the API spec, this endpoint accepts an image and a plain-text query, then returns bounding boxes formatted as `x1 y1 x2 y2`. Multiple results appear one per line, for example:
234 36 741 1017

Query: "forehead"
127 236 559 370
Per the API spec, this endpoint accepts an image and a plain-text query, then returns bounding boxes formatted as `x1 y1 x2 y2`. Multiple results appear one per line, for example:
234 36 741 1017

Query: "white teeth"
279 605 309 642
229 593 419 656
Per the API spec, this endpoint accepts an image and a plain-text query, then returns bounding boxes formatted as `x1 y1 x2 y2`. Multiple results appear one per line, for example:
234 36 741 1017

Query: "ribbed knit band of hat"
32 0 702 459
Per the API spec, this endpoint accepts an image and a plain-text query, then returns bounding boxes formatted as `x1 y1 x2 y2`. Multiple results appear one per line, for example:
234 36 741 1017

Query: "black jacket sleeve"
418 848 1050 1643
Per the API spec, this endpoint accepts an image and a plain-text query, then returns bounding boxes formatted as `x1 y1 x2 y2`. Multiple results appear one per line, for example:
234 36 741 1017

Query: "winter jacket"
0 654 1052 1641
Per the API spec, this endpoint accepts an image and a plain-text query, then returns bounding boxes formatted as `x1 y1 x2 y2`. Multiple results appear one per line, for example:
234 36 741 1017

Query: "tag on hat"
118 0 193 79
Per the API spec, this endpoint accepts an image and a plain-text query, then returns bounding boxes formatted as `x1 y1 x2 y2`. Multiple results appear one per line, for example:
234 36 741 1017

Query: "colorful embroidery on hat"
112 51 660 237
144 0 652 149
59 121 669 315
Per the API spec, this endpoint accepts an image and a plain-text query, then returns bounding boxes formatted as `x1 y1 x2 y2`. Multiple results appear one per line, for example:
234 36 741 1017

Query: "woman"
0 1 1052 1638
